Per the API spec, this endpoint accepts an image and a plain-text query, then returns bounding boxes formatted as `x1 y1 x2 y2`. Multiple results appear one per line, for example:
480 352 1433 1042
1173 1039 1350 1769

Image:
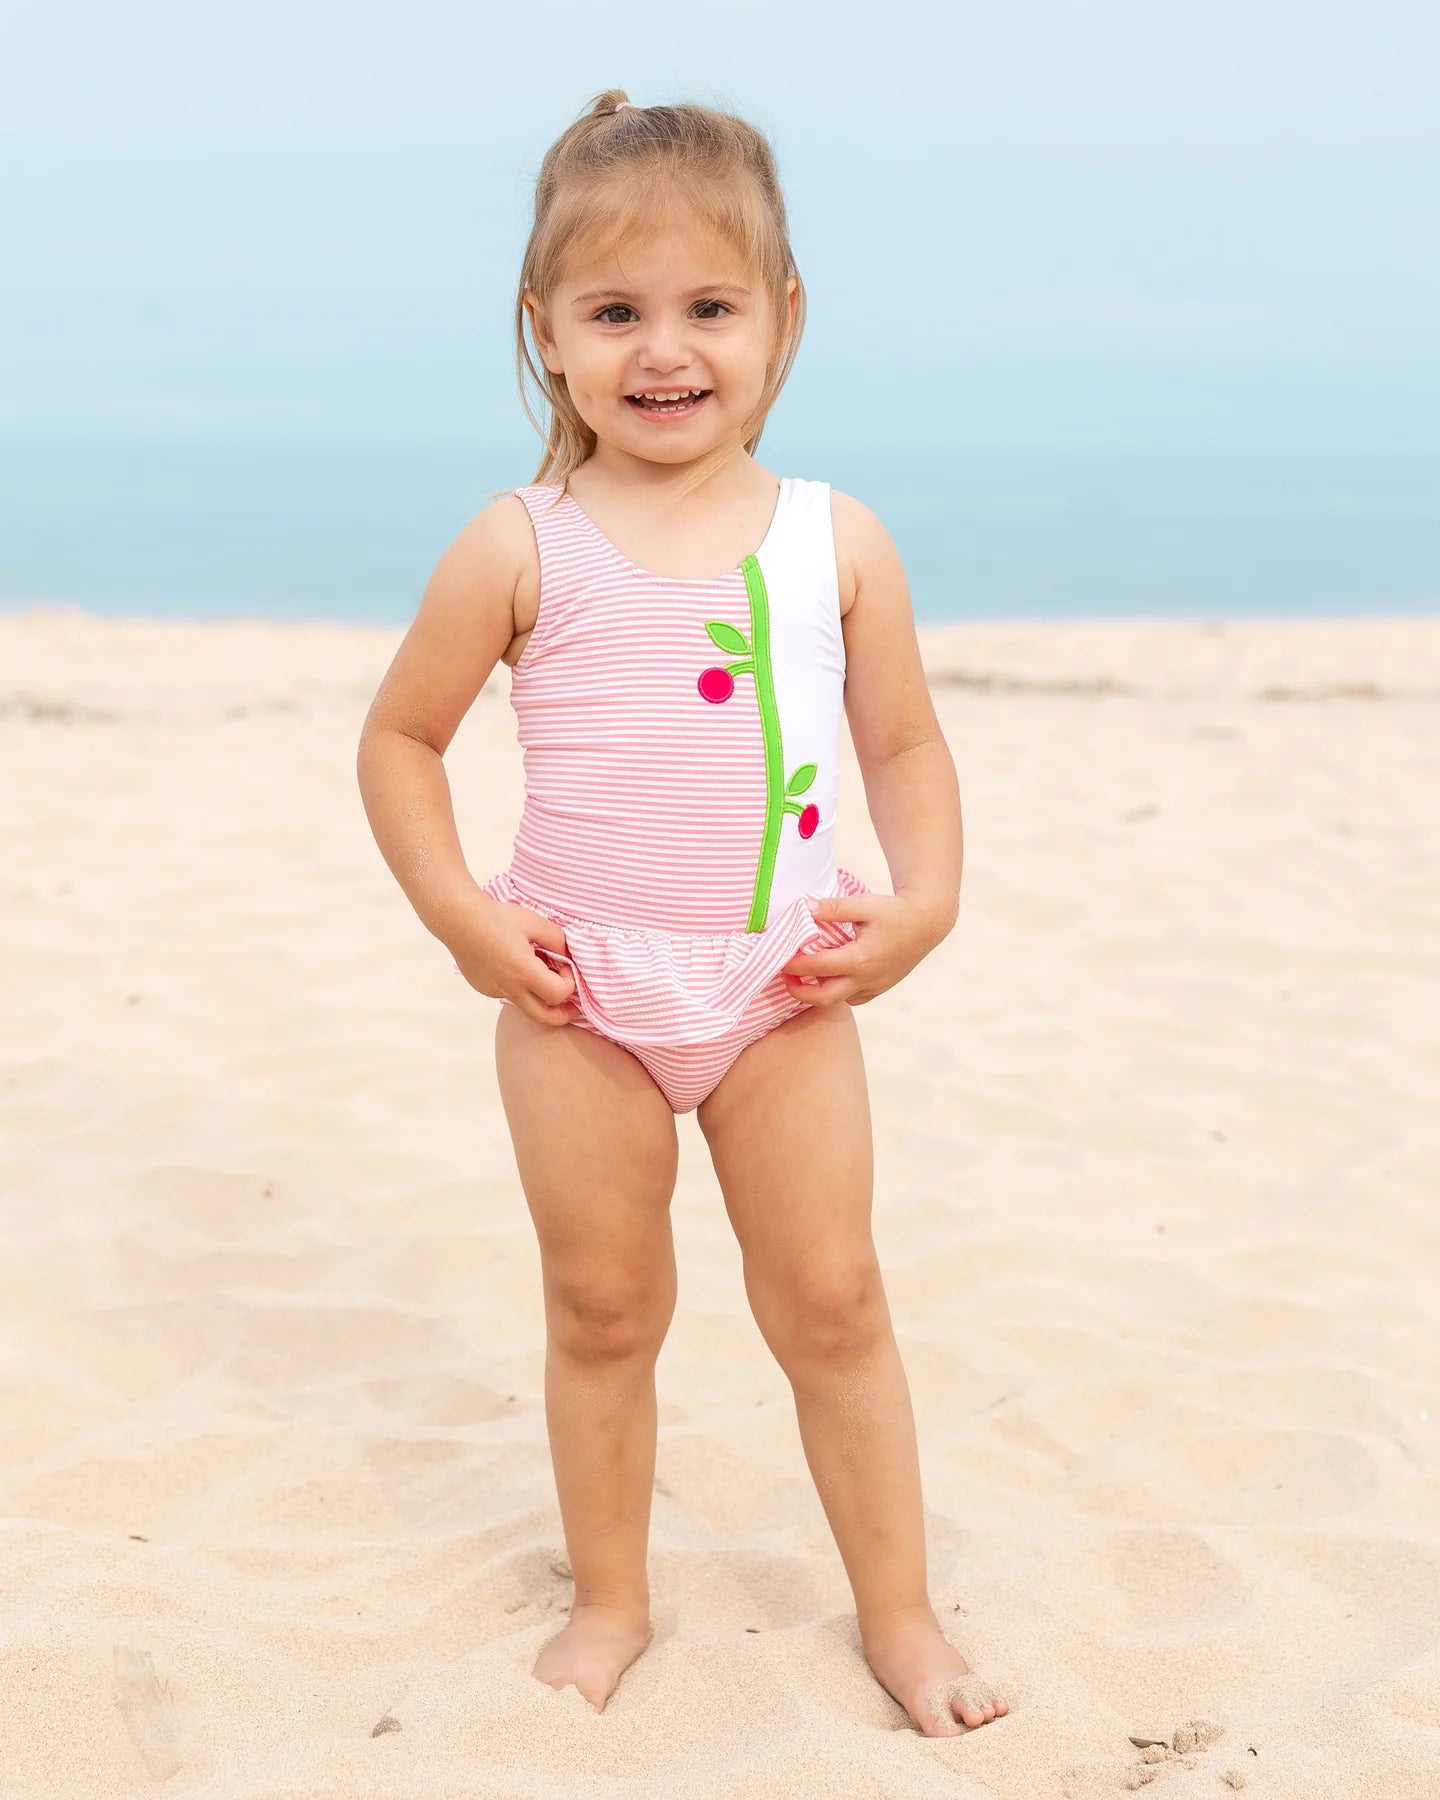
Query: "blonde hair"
513 88 807 503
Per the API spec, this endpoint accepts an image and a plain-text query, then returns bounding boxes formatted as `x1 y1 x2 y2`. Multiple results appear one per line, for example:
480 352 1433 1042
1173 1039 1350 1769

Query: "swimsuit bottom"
472 864 872 1114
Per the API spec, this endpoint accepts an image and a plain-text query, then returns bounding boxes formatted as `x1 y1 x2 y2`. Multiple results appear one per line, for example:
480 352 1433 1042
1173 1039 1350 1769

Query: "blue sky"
3 0 1437 451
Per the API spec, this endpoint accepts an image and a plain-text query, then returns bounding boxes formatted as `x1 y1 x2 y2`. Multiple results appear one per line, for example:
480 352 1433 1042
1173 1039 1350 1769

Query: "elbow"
356 719 443 782
355 716 398 795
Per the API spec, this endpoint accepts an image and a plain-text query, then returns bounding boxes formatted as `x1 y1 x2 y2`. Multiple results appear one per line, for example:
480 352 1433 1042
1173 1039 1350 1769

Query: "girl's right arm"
355 495 579 1027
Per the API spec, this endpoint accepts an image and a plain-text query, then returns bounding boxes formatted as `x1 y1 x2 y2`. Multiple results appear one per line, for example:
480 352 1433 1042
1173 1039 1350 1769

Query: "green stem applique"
697 554 820 933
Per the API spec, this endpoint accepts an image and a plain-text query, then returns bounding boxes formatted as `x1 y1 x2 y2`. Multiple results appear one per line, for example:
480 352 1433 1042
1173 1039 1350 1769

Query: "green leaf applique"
705 620 750 656
785 763 817 797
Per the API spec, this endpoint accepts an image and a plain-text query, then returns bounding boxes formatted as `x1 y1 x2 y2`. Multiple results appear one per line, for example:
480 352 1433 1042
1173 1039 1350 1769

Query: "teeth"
632 388 705 401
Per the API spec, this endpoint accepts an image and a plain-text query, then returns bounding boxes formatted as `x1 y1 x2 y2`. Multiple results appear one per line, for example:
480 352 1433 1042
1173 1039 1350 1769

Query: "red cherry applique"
798 803 820 839
698 667 735 704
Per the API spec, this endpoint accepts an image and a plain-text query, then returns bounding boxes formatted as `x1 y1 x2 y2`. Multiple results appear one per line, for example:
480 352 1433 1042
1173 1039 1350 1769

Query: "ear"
776 276 799 355
523 287 563 375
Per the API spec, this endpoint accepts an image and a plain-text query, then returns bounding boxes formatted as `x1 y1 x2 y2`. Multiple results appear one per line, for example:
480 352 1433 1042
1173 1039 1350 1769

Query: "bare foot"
531 1603 653 1713
861 1612 1010 1737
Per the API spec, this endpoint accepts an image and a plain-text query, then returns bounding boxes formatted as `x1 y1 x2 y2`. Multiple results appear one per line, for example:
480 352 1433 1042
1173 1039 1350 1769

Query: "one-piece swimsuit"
476 475 871 1113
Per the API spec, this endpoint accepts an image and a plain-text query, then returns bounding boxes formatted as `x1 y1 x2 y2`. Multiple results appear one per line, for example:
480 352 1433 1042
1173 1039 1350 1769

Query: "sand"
1 607 1437 1798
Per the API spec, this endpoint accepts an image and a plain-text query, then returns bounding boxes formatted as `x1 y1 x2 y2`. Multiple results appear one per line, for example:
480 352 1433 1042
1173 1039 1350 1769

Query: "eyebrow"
571 282 753 307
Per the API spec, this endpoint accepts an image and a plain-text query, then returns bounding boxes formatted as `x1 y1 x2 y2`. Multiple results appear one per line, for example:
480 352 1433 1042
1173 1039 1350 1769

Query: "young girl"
357 89 1009 1739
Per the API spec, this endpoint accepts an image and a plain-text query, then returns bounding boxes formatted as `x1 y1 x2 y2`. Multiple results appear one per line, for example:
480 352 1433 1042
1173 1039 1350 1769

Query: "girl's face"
527 212 797 468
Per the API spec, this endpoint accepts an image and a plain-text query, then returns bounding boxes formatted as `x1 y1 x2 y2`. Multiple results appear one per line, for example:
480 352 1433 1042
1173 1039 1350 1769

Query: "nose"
635 317 690 375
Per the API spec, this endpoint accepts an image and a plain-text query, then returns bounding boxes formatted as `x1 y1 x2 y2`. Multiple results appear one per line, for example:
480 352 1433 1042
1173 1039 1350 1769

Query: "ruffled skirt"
473 865 873 1047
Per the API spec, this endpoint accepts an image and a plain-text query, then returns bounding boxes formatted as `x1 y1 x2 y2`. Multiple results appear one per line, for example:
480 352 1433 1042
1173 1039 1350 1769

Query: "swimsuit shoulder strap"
504 483 599 674
759 476 839 616
508 482 569 538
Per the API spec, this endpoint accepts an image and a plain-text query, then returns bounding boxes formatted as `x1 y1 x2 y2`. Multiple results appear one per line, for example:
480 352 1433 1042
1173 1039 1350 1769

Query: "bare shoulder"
828 488 904 619
420 488 546 668
436 490 537 628
359 490 538 755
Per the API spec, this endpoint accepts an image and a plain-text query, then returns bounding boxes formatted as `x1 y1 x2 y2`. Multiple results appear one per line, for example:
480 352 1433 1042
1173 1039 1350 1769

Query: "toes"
954 1682 1006 1728
923 1674 1010 1734
922 1689 965 1735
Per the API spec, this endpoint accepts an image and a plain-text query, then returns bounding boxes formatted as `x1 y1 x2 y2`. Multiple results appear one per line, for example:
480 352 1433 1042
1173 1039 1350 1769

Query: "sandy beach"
2 606 1437 1798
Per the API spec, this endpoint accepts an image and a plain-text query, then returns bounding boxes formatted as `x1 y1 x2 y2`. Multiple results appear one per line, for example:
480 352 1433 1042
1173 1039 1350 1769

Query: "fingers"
513 971 580 1027
516 992 580 1028
513 946 580 1027
783 943 861 982
781 970 858 1008
522 906 571 958
808 891 882 924
508 910 578 1024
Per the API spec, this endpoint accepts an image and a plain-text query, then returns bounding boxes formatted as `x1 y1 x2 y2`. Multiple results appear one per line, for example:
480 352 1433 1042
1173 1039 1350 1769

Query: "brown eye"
595 305 635 324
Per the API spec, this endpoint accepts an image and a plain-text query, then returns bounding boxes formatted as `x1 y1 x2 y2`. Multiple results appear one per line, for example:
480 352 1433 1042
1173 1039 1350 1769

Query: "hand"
448 895 580 1028
778 888 952 1007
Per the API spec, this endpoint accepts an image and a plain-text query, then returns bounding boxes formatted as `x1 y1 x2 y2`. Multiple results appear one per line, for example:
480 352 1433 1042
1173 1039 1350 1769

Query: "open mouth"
625 387 712 419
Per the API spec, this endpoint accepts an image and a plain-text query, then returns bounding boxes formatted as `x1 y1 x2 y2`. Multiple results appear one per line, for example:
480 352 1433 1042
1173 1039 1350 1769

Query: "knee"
545 1272 675 1362
751 1260 890 1366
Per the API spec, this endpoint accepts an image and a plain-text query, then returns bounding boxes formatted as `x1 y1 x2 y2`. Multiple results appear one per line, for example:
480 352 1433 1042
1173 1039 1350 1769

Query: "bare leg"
697 1003 1010 1735
494 1005 680 1711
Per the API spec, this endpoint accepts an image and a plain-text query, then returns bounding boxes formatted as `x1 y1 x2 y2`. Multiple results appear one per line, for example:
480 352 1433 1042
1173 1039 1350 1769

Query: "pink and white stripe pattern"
477 477 870 1084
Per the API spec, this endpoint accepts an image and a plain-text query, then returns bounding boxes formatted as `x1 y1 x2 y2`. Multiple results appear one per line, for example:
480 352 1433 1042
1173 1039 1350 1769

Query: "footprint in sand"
111 1645 182 1781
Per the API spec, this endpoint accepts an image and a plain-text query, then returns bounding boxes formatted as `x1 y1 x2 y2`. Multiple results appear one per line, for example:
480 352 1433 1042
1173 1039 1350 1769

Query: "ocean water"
1 440 1435 625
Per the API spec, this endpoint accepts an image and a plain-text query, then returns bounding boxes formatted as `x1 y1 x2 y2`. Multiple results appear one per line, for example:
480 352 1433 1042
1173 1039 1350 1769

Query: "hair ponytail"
586 88 633 118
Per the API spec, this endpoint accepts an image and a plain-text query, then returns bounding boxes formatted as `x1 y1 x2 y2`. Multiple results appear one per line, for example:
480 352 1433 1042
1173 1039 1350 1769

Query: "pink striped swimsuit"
477 475 871 1113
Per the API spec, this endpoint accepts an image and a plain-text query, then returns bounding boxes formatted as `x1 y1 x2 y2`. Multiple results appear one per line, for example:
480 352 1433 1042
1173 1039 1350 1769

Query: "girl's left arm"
833 489 962 938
